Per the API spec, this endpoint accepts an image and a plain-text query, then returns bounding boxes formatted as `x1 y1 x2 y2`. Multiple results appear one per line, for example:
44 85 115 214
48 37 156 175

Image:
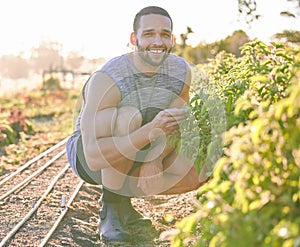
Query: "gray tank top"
73 53 187 134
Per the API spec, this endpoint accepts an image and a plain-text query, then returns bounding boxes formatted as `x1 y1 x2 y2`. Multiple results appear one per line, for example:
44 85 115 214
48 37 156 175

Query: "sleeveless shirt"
73 53 187 136
66 53 188 172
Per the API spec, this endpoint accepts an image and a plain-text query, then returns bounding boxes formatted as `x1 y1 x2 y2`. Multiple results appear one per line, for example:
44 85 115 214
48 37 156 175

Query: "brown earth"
48 182 199 247
0 136 201 247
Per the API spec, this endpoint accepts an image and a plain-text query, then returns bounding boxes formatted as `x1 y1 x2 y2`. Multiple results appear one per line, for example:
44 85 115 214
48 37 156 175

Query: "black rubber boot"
122 198 152 226
99 199 131 244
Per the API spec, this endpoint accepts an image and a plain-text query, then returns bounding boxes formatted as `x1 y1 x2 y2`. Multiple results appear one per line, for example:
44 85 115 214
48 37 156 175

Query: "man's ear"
171 34 175 47
130 32 137 46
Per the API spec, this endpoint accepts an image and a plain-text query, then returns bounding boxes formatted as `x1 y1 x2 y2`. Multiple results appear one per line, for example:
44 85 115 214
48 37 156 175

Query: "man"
66 6 207 244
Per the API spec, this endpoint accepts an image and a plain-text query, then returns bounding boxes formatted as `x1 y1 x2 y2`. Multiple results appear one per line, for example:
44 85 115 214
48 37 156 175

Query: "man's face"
134 14 173 66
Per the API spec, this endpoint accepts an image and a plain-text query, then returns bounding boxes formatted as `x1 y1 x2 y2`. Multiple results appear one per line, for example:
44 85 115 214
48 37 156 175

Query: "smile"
149 48 165 54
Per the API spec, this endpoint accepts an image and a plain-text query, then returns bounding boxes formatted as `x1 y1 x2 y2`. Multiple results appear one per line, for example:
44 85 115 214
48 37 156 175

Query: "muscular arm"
143 65 191 162
80 71 184 171
81 72 147 170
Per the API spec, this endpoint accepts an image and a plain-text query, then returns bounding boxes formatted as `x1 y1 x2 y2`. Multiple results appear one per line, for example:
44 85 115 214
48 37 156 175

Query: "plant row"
172 40 300 247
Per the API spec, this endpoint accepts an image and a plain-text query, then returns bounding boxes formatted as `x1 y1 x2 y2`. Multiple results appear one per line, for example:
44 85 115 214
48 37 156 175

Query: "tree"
30 41 63 73
238 0 260 24
173 26 194 57
174 30 250 64
238 0 300 24
224 30 250 57
64 51 84 71
272 30 300 46
0 55 30 79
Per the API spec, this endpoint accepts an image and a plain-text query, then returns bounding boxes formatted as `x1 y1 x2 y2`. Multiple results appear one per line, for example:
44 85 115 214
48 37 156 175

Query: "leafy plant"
42 75 61 90
172 41 300 246
0 108 33 147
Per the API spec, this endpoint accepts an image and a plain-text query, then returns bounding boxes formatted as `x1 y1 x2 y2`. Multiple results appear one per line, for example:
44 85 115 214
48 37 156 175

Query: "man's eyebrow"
142 29 155 33
142 28 171 33
162 29 171 33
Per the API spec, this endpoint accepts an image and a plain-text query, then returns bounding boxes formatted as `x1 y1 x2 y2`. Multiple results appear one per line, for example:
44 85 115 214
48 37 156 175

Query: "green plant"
42 75 61 90
0 108 33 147
172 41 300 247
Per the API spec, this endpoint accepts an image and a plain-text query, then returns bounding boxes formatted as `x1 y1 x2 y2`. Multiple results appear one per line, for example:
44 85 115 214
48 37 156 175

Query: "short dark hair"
133 6 173 33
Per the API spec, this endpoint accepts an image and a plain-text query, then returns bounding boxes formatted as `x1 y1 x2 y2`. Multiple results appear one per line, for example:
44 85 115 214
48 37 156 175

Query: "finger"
166 122 180 130
164 108 188 117
167 118 184 124
166 115 187 124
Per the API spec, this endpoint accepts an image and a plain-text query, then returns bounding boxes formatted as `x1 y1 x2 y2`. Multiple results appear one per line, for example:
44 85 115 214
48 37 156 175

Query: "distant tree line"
1 29 299 79
173 28 300 65
173 29 250 64
171 0 300 64
0 41 105 79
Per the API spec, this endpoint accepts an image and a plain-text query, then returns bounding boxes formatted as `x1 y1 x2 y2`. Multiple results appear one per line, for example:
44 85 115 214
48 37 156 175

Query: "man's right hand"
149 108 187 138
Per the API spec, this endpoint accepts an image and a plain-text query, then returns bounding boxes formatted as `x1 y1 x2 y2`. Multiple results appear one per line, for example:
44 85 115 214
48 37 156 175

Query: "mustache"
136 40 172 53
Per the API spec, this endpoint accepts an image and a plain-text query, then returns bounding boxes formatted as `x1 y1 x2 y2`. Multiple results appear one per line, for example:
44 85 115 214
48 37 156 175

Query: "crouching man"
66 6 208 245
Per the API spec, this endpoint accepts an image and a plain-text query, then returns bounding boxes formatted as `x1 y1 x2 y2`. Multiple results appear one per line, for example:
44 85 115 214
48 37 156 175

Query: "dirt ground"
0 135 201 246
48 182 200 247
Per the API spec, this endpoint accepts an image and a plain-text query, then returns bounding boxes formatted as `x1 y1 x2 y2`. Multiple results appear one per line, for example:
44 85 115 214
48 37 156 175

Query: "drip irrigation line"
0 164 70 247
0 149 66 201
0 137 68 187
38 180 84 247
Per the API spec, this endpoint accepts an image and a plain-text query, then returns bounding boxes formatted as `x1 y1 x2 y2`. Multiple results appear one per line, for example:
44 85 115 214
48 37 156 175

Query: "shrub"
172 41 300 247
0 108 33 147
42 75 61 90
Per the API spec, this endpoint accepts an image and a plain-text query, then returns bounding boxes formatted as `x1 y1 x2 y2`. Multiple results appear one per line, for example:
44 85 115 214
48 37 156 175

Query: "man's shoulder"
166 54 189 67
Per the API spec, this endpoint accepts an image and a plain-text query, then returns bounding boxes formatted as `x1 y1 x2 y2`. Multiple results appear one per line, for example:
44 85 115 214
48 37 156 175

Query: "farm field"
0 40 299 246
0 80 200 246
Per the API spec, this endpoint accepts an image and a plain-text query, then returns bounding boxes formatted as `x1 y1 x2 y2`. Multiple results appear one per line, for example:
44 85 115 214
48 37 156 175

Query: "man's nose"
152 34 163 45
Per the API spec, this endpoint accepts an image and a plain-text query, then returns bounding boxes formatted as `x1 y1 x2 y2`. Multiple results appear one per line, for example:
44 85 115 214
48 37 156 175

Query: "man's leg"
160 151 209 195
99 106 150 244
100 106 142 190
125 150 209 196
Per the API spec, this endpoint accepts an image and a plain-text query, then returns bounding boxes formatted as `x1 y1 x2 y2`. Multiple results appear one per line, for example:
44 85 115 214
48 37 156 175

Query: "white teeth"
149 49 164 54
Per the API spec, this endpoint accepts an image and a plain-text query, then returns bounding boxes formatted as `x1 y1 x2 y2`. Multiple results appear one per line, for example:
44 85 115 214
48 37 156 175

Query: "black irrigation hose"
0 137 68 187
0 164 70 247
38 180 84 247
0 149 65 201
0 137 84 246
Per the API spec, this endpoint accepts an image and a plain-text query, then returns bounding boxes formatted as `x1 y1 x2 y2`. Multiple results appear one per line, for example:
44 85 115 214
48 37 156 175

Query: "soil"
0 136 201 247
48 183 199 247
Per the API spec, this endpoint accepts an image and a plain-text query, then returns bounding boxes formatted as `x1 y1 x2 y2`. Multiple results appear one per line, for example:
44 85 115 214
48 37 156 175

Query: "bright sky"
0 0 299 60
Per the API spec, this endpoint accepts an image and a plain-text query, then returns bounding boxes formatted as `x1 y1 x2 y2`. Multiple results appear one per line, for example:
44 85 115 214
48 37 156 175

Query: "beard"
136 40 172 67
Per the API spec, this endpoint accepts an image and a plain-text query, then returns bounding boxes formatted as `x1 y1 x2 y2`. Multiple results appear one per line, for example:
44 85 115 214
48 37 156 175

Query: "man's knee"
114 106 142 135
181 166 209 192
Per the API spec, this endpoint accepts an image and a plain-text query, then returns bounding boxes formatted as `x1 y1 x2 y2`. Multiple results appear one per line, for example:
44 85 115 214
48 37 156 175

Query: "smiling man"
66 6 207 244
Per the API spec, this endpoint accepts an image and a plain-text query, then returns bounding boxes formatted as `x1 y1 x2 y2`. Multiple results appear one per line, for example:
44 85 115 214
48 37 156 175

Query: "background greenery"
0 84 79 174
